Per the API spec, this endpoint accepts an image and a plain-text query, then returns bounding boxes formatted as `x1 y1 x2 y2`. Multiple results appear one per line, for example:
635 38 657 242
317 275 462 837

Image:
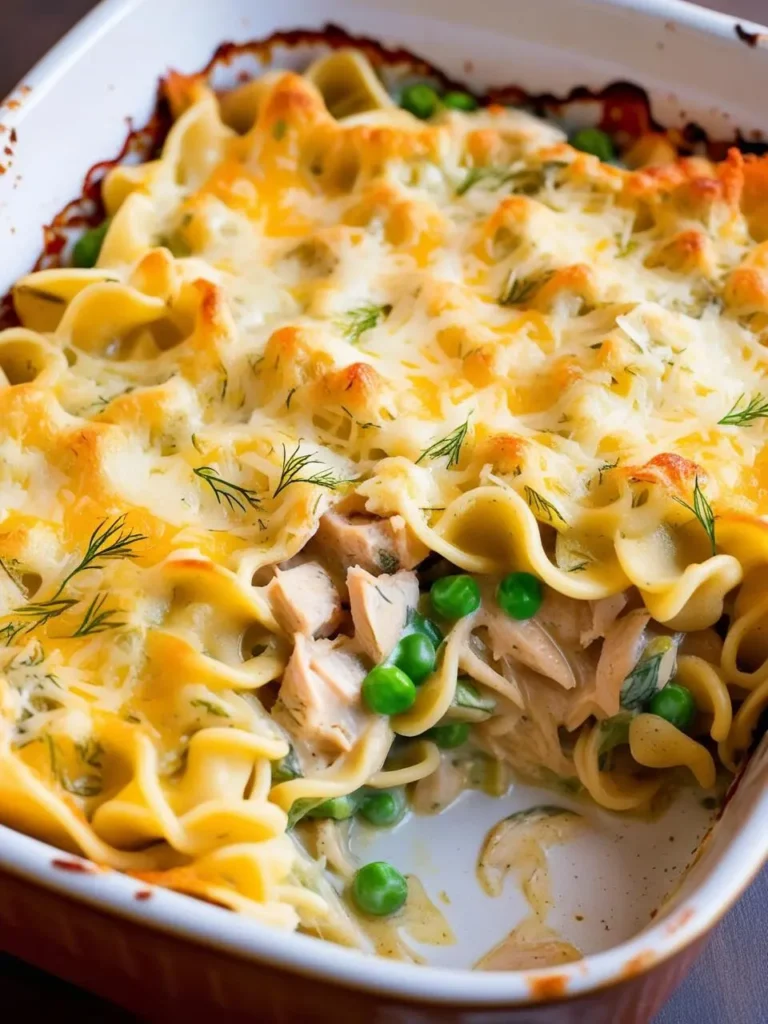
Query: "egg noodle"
1 45 768 945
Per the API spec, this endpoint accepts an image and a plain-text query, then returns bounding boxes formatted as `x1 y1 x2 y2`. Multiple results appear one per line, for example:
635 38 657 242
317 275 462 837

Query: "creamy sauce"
474 806 585 969
358 874 456 961
475 917 582 971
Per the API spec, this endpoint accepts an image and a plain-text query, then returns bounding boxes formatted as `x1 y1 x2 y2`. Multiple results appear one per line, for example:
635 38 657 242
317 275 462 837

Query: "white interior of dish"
0 0 766 1000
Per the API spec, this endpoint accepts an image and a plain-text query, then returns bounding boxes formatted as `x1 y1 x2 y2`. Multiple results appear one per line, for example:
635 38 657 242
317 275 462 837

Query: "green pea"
570 127 615 163
393 632 436 684
72 220 110 268
410 611 443 649
358 788 407 827
352 861 408 916
362 664 417 715
426 721 470 749
400 83 440 120
306 793 359 820
497 572 543 620
443 91 478 112
430 574 481 620
649 683 696 732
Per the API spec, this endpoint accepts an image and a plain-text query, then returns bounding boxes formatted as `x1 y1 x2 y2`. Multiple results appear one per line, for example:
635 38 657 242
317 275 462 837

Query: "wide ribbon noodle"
1 44 768 943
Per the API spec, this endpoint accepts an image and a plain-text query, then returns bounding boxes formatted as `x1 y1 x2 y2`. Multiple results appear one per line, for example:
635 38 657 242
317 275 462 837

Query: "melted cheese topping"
1 49 768 943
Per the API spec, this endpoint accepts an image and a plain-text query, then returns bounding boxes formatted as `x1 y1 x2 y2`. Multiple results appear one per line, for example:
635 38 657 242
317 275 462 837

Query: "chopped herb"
191 434 204 454
273 443 343 497
194 466 261 513
673 476 716 556
615 235 638 259
619 640 674 710
190 698 230 718
499 270 552 307
75 738 104 768
455 166 518 196
46 734 102 797
597 712 635 769
14 643 45 667
717 393 768 427
272 119 287 141
377 550 400 573
14 598 78 633
416 414 471 469
286 797 326 829
0 622 24 645
56 514 147 597
70 593 125 637
452 679 496 720
456 162 565 197
336 303 391 344
271 746 302 784
285 388 297 409
524 485 568 526
341 406 378 430
0 558 24 591
597 459 619 485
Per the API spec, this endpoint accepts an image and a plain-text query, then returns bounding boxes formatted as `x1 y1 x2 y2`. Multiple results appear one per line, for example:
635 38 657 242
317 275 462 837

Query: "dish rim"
0 0 767 1005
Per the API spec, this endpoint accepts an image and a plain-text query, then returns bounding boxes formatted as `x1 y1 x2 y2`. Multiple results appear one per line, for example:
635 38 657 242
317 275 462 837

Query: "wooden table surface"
0 2 766 1021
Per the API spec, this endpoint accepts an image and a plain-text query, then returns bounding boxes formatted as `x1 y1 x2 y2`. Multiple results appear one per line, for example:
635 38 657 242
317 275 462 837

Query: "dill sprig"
56 515 147 597
456 166 513 196
273 443 343 497
75 738 104 768
416 415 471 469
596 459 619 485
614 234 638 259
673 476 716 556
70 593 126 637
194 466 261 513
0 622 24 645
14 598 78 633
456 162 565 198
335 301 391 346
0 558 24 591
46 734 102 797
524 485 568 526
336 303 391 344
717 393 768 427
190 698 230 718
499 270 552 307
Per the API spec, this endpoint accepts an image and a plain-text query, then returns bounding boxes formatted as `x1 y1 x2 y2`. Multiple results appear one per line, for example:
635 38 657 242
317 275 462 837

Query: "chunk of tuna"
347 567 419 662
594 608 651 717
272 635 368 758
481 605 577 690
316 512 428 575
580 593 628 648
265 562 342 638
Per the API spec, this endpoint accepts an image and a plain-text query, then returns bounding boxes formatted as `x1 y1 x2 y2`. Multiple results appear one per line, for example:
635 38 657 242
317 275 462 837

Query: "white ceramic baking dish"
0 1 767 1019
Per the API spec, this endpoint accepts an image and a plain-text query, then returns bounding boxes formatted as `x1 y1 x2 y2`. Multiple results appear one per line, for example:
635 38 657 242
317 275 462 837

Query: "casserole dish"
0 0 767 1019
